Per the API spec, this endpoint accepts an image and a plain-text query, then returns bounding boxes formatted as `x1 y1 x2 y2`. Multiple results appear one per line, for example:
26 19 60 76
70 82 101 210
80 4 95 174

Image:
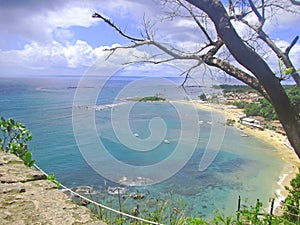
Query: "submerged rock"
116 176 153 186
72 185 94 194
130 193 145 200
107 186 128 195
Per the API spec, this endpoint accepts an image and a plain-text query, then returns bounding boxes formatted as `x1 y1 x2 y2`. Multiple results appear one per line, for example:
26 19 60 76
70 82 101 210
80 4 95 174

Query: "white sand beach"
176 100 300 207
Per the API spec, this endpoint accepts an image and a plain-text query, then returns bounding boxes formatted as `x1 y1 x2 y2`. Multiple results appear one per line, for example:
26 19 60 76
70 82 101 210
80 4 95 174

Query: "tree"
244 102 261 117
0 117 35 167
198 93 207 101
291 0 300 6
282 167 300 223
92 0 300 158
287 85 300 114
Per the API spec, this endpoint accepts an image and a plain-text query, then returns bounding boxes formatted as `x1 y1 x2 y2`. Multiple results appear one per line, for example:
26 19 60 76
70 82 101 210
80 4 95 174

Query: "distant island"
138 96 166 102
124 95 166 102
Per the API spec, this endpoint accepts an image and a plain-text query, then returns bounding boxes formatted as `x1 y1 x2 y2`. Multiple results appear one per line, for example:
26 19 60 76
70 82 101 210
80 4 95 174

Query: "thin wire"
34 163 300 223
33 164 162 225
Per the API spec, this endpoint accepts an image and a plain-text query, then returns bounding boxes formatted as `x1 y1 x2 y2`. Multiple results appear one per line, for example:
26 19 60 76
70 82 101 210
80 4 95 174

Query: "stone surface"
0 151 106 225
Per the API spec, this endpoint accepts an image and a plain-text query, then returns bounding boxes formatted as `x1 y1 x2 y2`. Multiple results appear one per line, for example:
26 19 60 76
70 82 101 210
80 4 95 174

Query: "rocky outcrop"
0 151 106 225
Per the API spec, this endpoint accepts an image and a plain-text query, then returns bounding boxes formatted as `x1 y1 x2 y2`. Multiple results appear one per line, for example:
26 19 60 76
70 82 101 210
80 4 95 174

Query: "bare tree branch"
187 0 300 157
248 0 265 29
231 3 300 86
92 1 300 156
291 0 300 6
92 12 144 42
176 0 214 44
285 36 299 55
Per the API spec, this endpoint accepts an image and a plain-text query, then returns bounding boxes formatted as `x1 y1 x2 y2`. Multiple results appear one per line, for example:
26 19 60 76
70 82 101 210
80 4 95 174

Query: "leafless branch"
248 0 265 29
176 0 214 44
231 3 300 86
228 0 235 16
285 36 299 55
179 61 203 87
141 15 156 40
91 4 293 93
291 0 300 6
92 12 144 42
122 57 177 66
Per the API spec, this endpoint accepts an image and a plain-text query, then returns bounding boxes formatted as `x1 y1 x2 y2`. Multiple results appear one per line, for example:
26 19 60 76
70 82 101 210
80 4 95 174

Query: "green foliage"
22 151 35 167
259 99 277 120
143 191 188 224
240 99 277 121
281 167 300 223
237 199 268 224
286 85 300 114
138 96 166 102
0 117 35 167
47 173 61 187
220 85 257 94
212 213 234 225
224 84 299 121
244 102 261 117
231 101 247 109
242 86 299 121
186 217 209 224
198 93 207 101
76 186 300 225
284 67 300 75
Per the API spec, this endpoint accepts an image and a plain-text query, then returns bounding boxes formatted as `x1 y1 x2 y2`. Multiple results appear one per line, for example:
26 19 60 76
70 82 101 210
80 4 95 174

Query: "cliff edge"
0 151 106 225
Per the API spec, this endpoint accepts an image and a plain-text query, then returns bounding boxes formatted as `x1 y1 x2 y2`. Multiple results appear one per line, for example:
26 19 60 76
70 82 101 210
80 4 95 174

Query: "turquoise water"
0 76 287 220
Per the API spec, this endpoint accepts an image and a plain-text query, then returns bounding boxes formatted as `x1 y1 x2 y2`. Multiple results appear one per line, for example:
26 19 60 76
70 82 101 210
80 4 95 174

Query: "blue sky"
0 0 300 77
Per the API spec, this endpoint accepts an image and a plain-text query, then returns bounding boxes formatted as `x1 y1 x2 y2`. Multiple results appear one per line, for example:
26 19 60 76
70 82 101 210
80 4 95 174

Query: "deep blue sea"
0 75 287 220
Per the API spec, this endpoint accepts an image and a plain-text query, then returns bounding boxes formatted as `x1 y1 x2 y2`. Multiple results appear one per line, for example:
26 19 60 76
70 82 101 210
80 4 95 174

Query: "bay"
0 76 287 220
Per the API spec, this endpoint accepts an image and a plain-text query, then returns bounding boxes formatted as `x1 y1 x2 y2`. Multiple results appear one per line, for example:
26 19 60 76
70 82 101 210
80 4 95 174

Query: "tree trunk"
187 0 300 158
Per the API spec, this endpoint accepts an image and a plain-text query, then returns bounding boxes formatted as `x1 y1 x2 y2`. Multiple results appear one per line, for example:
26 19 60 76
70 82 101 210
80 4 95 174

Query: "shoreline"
175 100 299 209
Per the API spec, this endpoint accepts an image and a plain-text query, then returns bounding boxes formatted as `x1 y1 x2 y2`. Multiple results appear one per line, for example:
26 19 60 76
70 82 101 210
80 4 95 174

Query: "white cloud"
47 6 97 29
0 41 89 75
0 0 299 76
273 40 300 68
0 40 152 76
0 1 101 46
53 28 74 43
64 40 95 68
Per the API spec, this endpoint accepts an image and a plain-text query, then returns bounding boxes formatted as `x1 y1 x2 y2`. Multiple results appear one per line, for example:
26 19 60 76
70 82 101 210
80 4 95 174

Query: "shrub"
0 117 35 166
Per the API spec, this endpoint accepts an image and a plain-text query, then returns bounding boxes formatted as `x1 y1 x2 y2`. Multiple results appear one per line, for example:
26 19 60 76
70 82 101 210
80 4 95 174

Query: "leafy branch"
0 117 35 167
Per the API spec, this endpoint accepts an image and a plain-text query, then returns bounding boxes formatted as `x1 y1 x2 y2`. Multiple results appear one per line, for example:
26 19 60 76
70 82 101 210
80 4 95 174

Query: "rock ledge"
0 151 106 225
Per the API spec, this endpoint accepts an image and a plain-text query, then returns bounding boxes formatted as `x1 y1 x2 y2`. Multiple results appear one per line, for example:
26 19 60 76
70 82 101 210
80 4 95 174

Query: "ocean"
0 75 287 220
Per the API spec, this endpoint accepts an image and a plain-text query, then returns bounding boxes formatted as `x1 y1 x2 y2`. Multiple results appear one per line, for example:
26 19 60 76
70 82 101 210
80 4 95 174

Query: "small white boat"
163 139 170 144
134 133 139 137
198 120 204 125
240 133 249 137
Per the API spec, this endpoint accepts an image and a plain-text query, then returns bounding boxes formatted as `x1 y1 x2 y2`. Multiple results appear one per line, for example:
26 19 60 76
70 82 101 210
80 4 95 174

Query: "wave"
116 176 153 186
273 173 288 210
107 186 128 195
75 102 127 111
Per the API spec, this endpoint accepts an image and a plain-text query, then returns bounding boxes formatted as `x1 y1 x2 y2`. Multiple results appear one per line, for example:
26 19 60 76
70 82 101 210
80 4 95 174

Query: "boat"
163 139 170 144
134 133 139 137
240 133 249 137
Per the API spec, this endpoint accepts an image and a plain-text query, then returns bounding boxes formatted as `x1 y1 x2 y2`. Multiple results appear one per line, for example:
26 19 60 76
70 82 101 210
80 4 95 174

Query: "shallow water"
0 76 287 220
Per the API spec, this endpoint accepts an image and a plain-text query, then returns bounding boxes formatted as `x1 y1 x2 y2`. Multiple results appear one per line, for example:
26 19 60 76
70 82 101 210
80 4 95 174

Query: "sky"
0 0 300 78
